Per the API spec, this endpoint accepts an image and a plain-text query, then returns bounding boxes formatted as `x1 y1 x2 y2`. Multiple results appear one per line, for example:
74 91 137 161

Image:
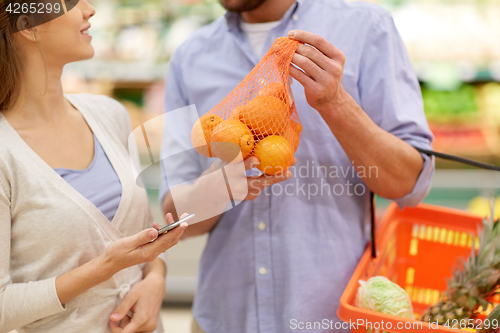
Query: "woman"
0 1 187 332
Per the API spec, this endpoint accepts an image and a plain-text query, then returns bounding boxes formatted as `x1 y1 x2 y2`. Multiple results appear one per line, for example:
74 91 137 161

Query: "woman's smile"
80 24 91 40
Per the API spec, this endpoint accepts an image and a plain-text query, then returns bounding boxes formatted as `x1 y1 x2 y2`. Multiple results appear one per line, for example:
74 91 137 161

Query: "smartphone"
157 213 196 236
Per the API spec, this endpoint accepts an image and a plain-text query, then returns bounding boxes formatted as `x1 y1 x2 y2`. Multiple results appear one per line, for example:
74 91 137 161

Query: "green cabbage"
355 276 414 319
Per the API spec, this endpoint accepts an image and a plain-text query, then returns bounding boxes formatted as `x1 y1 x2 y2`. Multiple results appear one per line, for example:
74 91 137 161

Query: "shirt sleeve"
0 177 65 333
159 51 207 203
358 12 435 208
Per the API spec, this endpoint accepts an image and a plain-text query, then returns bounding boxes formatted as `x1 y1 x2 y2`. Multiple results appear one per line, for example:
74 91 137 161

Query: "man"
161 0 434 332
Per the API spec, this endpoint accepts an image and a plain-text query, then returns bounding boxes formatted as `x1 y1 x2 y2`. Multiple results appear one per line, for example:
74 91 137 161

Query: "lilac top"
55 135 122 222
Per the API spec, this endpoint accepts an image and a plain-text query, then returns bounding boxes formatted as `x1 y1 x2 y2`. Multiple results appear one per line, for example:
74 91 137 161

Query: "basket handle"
369 147 500 259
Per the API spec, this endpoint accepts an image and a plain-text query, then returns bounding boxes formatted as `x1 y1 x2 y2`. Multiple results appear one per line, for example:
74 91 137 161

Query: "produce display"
389 2 500 67
355 276 414 319
423 83 500 158
422 85 478 124
190 37 301 175
421 202 500 326
468 196 500 220
480 83 500 127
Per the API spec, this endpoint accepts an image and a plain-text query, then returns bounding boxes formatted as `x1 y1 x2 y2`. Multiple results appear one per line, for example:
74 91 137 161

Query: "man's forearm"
322 89 424 199
287 31 425 199
162 190 222 239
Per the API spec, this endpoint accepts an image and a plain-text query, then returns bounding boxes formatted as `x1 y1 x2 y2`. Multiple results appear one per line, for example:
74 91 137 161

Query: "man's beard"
219 0 268 13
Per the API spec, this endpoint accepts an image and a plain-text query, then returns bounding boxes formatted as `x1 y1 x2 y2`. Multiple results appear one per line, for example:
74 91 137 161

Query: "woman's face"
34 0 96 66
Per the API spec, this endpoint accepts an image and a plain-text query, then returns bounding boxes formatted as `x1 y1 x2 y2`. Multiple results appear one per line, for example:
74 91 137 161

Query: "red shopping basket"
338 203 499 332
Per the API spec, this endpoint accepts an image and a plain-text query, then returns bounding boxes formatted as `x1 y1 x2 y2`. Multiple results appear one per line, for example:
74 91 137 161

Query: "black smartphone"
157 214 196 236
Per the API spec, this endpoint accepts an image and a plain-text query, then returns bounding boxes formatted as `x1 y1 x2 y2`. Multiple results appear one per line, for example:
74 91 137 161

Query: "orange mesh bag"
191 37 302 176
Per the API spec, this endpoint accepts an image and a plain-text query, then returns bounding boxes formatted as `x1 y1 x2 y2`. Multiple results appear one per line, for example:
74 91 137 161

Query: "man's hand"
163 155 296 239
288 30 348 115
287 30 425 199
214 155 295 201
242 156 296 201
109 272 165 333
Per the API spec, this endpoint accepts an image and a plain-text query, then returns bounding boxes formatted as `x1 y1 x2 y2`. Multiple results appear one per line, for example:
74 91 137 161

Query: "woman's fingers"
110 293 137 323
123 228 158 249
145 223 188 254
165 213 175 225
161 223 187 244
123 320 142 333
110 320 123 333
119 315 131 328
165 212 188 227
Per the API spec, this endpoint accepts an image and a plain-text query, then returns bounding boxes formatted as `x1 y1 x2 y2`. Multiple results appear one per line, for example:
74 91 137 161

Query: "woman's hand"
54 214 187 307
102 213 188 274
109 271 165 333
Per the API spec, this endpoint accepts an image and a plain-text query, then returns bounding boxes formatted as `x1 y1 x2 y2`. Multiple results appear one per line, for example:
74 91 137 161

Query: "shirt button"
258 221 266 230
259 267 267 275
292 14 299 21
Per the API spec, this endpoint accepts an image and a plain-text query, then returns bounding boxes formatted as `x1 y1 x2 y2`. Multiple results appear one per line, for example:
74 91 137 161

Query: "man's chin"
219 0 268 13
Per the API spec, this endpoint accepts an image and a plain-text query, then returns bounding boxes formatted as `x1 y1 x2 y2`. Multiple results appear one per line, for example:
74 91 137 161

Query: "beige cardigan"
0 94 166 333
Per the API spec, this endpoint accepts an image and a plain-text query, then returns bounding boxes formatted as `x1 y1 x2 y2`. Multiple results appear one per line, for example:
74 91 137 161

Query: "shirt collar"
224 0 303 31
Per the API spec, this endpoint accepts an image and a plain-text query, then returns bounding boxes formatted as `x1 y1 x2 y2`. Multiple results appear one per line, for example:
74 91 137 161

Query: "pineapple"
421 202 500 326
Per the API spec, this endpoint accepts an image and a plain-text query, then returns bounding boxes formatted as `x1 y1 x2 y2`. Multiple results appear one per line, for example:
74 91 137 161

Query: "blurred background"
60 0 500 331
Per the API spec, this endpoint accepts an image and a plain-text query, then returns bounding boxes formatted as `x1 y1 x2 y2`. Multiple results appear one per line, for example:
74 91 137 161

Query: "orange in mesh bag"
191 37 302 176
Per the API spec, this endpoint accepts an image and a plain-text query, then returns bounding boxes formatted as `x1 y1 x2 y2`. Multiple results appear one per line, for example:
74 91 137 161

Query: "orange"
191 114 223 157
253 135 294 176
210 120 255 163
282 122 301 152
229 106 244 120
290 120 303 135
239 96 288 136
257 82 288 104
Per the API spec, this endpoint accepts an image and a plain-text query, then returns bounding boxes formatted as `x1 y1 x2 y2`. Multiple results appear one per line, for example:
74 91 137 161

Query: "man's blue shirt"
161 1 434 332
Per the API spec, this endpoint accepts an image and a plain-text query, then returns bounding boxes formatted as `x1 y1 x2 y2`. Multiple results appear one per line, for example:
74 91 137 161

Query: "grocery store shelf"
376 169 500 211
416 64 500 84
63 60 169 82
